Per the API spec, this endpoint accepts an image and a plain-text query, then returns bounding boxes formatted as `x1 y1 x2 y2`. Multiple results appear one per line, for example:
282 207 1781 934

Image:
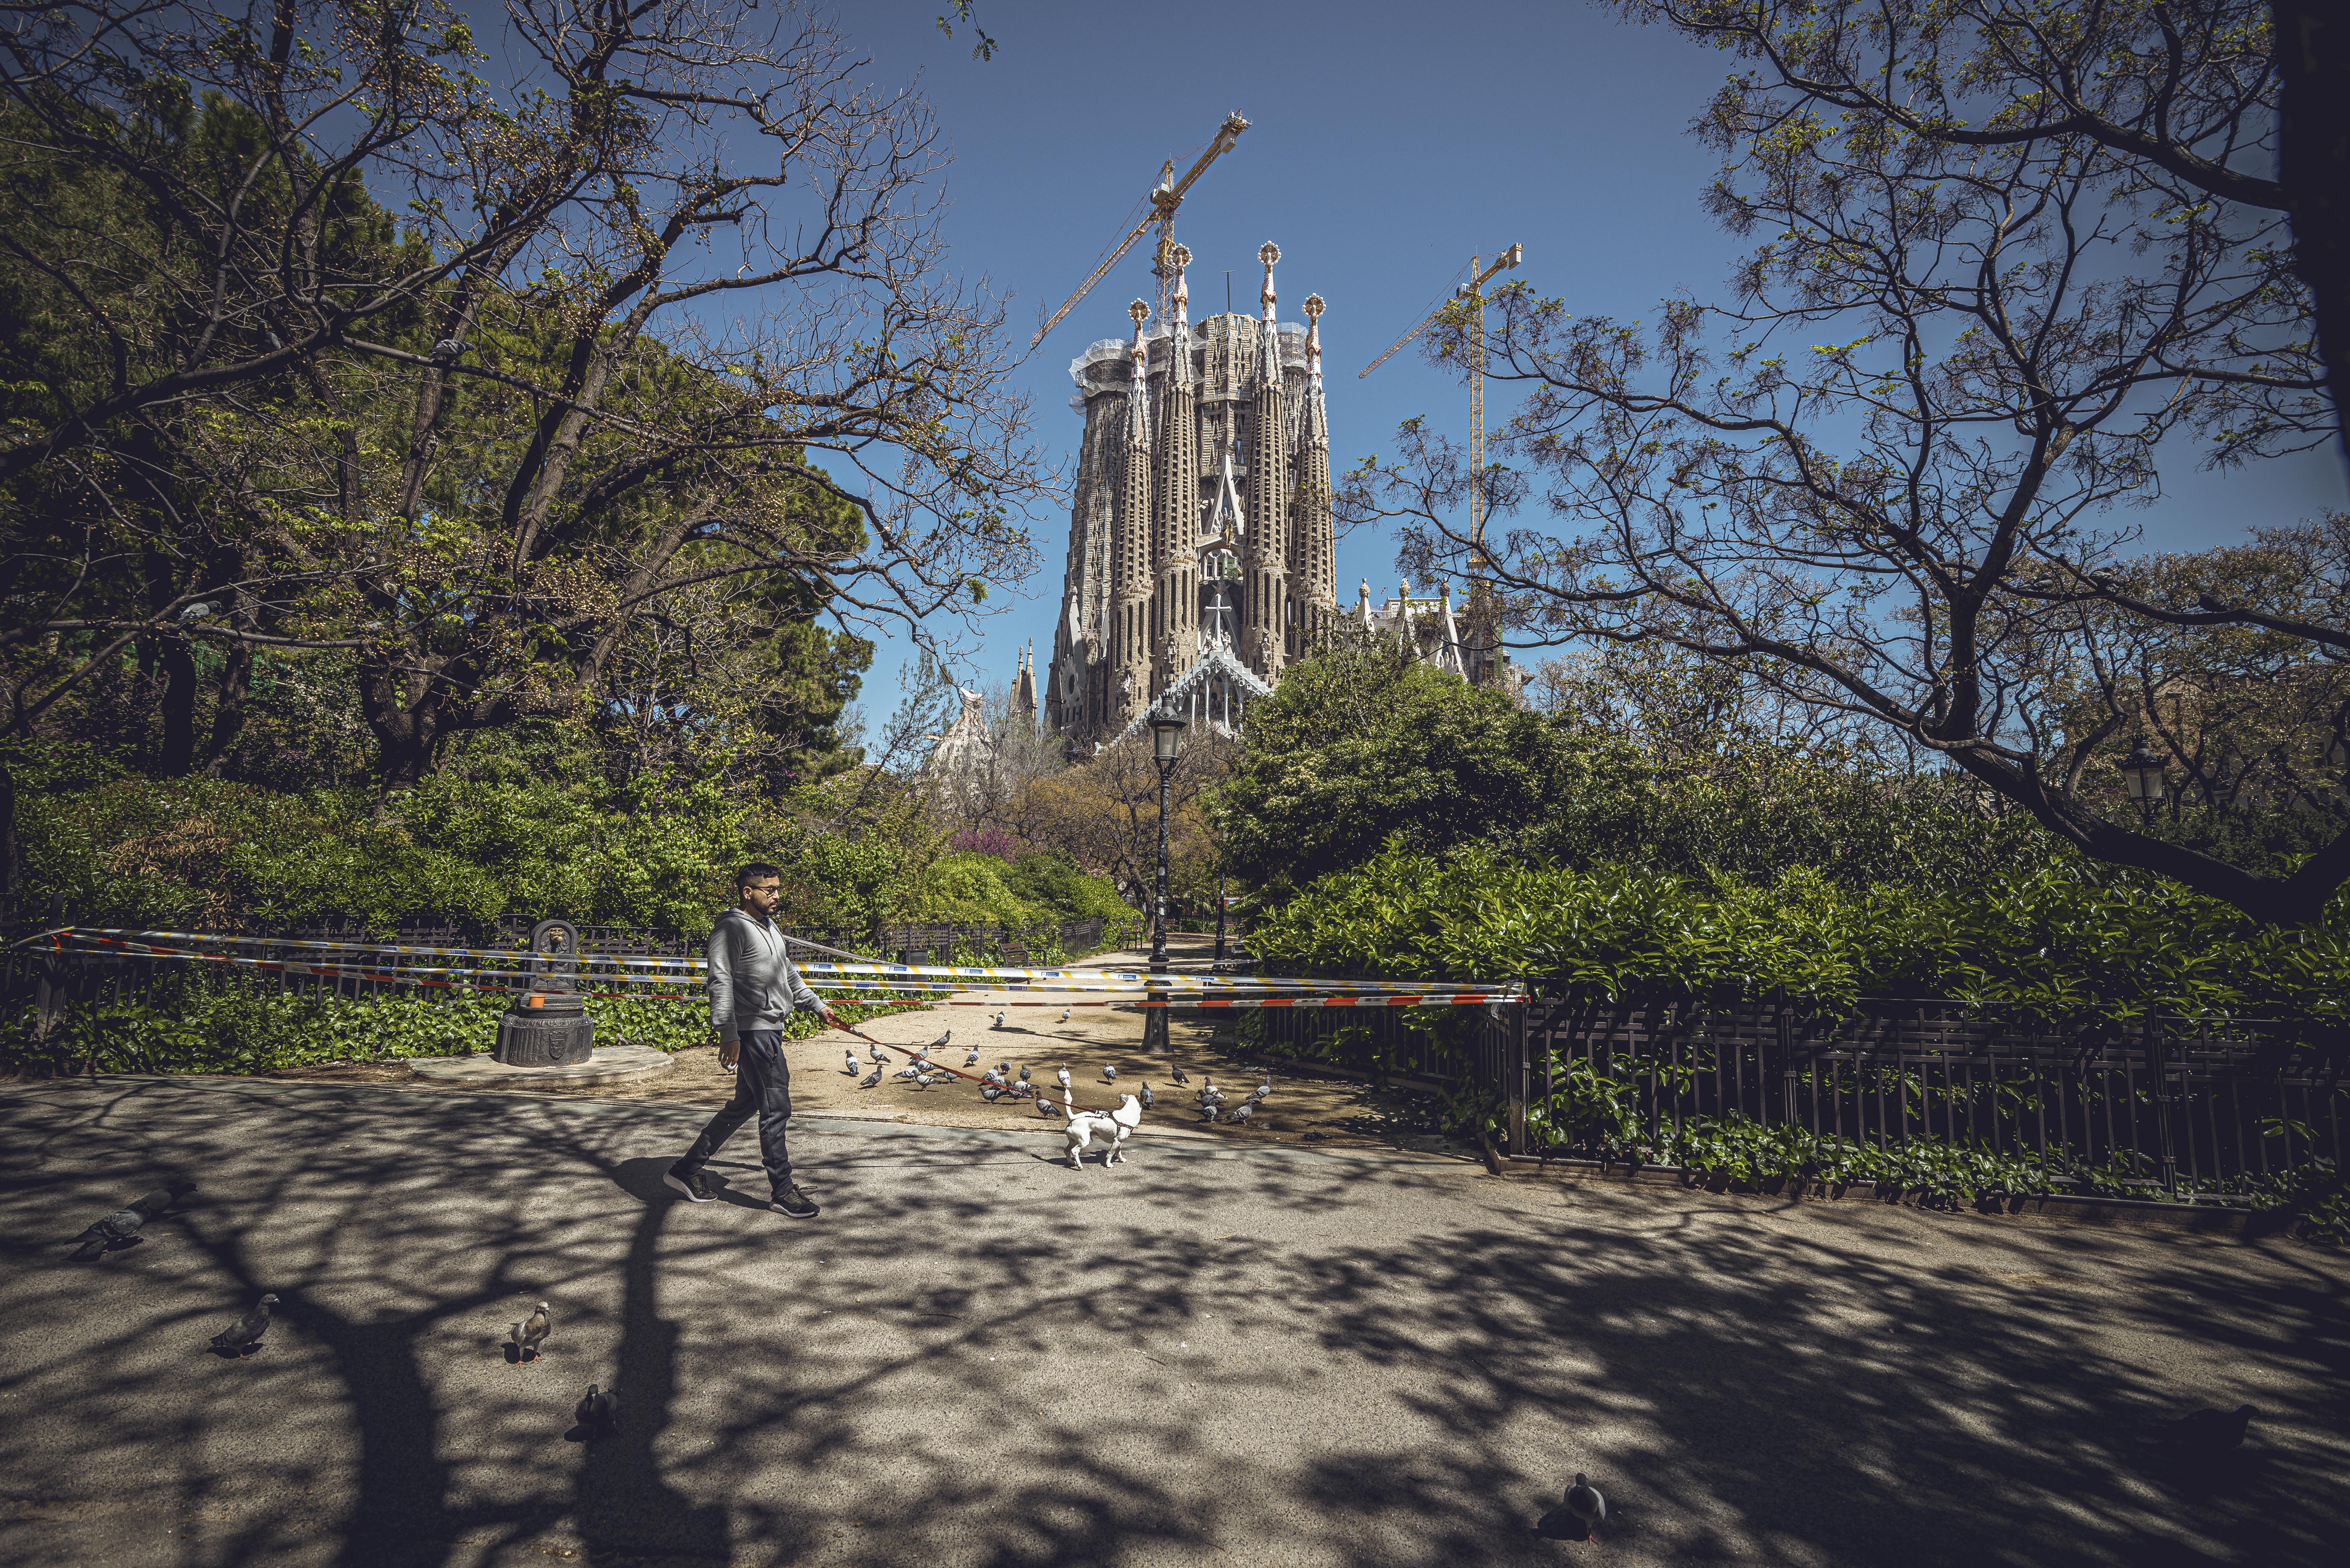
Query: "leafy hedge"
7 976 920 1077
1248 842 2350 1035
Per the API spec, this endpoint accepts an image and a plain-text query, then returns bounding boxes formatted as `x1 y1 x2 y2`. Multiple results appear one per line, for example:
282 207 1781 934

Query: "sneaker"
663 1167 714 1203
768 1185 819 1219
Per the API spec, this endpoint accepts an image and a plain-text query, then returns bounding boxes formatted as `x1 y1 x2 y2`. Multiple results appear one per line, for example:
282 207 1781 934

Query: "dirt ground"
262 944 1466 1158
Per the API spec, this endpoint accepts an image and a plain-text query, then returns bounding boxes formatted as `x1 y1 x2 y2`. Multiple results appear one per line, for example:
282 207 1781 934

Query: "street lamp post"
1144 711 1185 1053
1214 867 1227 965
2119 737 2168 827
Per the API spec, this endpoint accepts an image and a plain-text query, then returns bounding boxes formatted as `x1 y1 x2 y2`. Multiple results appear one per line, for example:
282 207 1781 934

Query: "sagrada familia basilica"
1043 241 1334 748
918 240 1526 786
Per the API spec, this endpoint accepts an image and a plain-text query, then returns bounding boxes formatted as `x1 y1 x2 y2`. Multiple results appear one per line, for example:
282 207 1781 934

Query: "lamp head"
1148 710 1185 763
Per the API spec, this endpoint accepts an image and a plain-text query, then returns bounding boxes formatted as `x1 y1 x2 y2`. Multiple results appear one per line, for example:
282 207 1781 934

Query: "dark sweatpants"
674 1030 793 1197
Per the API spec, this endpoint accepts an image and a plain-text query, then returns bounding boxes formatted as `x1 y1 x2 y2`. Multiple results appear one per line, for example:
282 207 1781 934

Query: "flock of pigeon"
838 1025 1278 1130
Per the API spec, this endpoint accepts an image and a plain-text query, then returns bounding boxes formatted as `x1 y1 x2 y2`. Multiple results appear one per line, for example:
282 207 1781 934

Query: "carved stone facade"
1046 243 1339 747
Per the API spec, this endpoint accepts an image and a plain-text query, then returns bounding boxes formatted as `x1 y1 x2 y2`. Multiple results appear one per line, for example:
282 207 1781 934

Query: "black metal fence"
1255 986 2345 1190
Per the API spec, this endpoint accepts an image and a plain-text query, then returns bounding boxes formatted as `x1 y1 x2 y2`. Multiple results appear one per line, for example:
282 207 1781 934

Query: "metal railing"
1253 984 2345 1190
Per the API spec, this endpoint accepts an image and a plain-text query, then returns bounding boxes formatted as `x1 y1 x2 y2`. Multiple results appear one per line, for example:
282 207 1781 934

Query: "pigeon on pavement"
1139 1082 1155 1109
519 1302 552 1358
868 1044 890 1064
2155 1404 2260 1458
575 1384 621 1438
1226 1103 1254 1126
72 1208 148 1261
998 1061 1012 1076
1059 1006 1070 1023
1056 1063 1072 1092
964 1046 981 1067
71 1180 195 1260
1036 1095 1061 1118
859 1066 882 1089
843 1049 860 1075
924 1029 952 1052
896 1066 922 1081
1018 1065 1032 1084
992 1011 1006 1028
980 1084 1005 1102
1565 1474 1606 1536
1170 1064 1189 1085
1101 1065 1119 1083
210 1293 278 1355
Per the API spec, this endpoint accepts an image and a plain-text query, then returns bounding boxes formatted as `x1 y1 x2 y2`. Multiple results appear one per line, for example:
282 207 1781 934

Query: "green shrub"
6 974 919 1076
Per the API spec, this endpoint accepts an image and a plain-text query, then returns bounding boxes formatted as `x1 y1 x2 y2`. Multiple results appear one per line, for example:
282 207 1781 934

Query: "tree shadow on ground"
0 1077 2344 1568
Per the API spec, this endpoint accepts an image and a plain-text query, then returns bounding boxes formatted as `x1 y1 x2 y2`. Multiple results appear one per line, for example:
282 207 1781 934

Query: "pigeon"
1139 1082 1154 1109
980 1084 1005 1102
1036 1095 1061 1118
575 1383 621 1438
1018 1065 1032 1084
868 1044 889 1064
72 1179 194 1259
1226 1102 1254 1126
519 1302 552 1358
1059 1006 1070 1023
910 1073 933 1090
999 1061 1013 1075
992 1011 1006 1029
70 1208 146 1260
924 1029 952 1052
844 1049 860 1075
1170 1064 1189 1085
964 1046 981 1067
178 601 214 622
1198 1104 1220 1124
896 1066 922 1081
980 1066 1005 1085
432 336 467 359
1198 1075 1214 1098
1247 1082 1269 1104
1056 1063 1072 1092
2154 1404 2260 1459
1565 1473 1606 1536
210 1293 278 1355
1101 1065 1119 1083
858 1066 881 1089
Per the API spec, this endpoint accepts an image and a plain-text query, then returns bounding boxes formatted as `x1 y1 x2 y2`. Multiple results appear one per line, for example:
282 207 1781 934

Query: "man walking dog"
665 863 836 1218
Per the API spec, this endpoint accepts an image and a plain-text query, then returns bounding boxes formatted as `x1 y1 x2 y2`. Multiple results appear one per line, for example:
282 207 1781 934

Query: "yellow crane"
1029 112 1250 350
1360 242 1524 672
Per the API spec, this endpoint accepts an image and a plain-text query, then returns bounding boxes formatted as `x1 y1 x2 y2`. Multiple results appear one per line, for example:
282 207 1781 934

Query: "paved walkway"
3 1076 2346 1568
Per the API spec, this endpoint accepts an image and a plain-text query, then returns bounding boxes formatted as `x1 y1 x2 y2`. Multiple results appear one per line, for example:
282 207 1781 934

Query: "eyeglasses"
743 884 783 894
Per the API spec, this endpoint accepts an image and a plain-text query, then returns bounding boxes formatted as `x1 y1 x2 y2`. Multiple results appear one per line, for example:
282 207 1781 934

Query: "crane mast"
1360 243 1522 683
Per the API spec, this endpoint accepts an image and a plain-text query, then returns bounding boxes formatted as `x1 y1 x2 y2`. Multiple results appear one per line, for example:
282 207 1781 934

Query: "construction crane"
1360 243 1524 680
1029 112 1250 350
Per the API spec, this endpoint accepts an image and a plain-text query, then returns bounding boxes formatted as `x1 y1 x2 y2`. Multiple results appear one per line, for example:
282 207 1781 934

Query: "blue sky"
823 0 2348 708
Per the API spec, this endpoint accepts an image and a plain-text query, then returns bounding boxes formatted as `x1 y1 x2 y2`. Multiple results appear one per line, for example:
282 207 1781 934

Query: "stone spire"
1242 242 1291 681
1153 244 1199 691
1110 298 1155 734
1290 291 1334 658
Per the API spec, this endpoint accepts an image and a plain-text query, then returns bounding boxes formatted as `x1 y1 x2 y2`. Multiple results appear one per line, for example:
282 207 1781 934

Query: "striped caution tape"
25 926 1518 1000
42 932 1502 1008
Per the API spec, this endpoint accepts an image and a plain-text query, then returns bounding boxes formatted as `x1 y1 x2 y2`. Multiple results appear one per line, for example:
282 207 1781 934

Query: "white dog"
1063 1091 1144 1170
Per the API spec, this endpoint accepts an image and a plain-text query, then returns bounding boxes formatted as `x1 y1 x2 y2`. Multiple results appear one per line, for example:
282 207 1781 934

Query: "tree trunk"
156 637 198 777
0 752 18 901
202 639 254 774
2277 0 2350 459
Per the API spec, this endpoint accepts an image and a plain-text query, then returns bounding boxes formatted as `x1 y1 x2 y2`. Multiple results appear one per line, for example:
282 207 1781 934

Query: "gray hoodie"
706 907 821 1041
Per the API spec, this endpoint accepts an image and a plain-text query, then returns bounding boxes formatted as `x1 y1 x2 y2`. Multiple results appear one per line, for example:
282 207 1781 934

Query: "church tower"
1047 241 1339 748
